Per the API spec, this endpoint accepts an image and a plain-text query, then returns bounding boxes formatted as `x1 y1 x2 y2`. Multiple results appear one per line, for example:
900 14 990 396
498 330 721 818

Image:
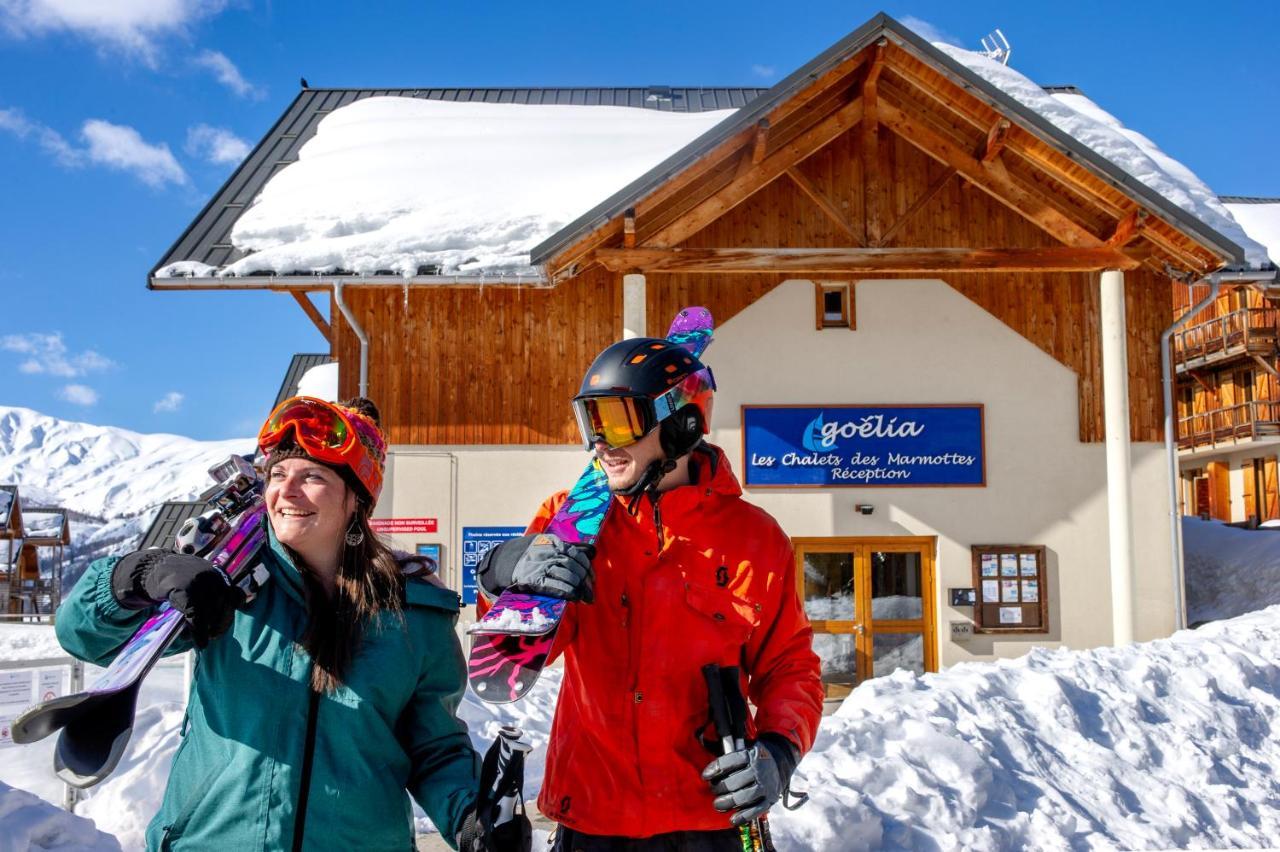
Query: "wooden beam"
1253 354 1279 379
980 118 1011 163
1106 208 1148 248
751 119 770 165
642 96 864 247
290 291 332 344
877 98 1102 248
878 166 956 246
786 167 859 241
862 43 886 246
593 246 1140 274
623 207 637 249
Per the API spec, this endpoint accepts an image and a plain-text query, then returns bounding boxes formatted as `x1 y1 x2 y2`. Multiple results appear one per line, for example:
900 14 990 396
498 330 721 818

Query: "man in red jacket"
477 334 823 851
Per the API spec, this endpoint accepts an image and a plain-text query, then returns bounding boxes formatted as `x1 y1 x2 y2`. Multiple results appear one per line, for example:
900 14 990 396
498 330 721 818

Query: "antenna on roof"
979 29 1012 66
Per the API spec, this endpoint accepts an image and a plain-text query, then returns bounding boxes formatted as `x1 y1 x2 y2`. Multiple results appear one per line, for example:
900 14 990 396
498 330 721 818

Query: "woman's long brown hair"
294 501 403 694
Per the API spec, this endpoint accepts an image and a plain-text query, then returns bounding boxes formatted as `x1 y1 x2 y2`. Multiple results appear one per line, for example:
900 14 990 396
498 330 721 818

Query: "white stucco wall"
375 277 1176 665
706 279 1174 664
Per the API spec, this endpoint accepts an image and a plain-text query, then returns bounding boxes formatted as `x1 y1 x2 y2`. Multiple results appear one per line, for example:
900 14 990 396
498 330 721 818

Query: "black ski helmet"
572 336 715 459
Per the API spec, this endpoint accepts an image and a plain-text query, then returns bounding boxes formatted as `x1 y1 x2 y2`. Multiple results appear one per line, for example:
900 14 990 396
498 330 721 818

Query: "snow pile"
1182 516 1280 624
933 45 1269 268
217 99 734 277
1222 200 1280 267
294 362 338 401
0 625 68 663
772 606 1280 850
0 782 120 851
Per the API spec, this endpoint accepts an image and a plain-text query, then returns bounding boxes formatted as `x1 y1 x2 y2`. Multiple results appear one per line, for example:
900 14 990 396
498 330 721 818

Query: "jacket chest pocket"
671 582 760 663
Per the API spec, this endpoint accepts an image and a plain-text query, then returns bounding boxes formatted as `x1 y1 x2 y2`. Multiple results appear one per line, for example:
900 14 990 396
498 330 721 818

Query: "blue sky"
1 1 1276 440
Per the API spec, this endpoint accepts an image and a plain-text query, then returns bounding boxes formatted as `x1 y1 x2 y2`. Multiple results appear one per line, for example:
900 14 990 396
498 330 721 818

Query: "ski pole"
720 667 776 852
490 725 532 828
702 664 756 852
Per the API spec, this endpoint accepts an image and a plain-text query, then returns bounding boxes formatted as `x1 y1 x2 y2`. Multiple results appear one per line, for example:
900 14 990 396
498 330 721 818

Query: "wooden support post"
290 290 332 344
862 44 885 246
980 119 1011 163
623 208 637 249
751 119 770 165
786 167 859 242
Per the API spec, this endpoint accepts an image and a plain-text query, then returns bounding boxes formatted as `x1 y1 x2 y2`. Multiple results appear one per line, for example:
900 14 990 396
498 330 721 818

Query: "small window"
815 282 854 329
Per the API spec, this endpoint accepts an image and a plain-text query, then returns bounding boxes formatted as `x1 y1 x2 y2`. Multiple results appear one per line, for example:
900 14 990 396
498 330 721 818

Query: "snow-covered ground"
4 518 1280 850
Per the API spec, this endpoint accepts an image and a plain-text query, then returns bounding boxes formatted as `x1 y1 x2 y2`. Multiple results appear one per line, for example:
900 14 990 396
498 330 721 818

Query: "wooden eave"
540 18 1238 281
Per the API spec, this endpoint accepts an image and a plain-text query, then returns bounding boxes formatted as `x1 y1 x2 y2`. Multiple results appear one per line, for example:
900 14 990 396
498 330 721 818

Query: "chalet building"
1173 197 1280 523
0 485 72 614
149 14 1270 699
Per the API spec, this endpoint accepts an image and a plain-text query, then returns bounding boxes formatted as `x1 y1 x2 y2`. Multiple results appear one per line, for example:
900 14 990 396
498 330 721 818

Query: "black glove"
478 533 594 603
455 806 532 852
701 734 798 826
111 549 246 648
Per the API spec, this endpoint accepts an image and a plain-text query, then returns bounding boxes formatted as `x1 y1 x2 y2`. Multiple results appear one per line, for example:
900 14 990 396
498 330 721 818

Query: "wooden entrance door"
794 537 937 699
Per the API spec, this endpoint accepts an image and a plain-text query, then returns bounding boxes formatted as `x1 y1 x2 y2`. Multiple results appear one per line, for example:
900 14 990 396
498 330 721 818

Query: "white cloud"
185 123 250 165
81 119 188 187
1 332 114 377
58 384 99 406
899 15 964 48
0 107 189 187
0 0 230 66
751 64 776 79
193 49 264 99
0 107 82 165
153 391 184 413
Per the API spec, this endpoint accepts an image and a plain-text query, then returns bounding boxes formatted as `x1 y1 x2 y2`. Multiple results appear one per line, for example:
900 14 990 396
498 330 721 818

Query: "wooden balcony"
1178 400 1280 450
1174 307 1279 373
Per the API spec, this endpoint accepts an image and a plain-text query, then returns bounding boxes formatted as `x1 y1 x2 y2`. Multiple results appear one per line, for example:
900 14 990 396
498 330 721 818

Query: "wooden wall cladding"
330 266 621 445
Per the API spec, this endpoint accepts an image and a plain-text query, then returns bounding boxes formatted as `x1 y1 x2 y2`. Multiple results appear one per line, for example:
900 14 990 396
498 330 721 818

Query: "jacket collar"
624 443 742 516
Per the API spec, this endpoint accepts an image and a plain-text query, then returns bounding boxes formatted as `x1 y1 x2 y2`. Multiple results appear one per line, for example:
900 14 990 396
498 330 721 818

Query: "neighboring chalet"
1173 197 1280 522
0 486 72 614
148 14 1269 697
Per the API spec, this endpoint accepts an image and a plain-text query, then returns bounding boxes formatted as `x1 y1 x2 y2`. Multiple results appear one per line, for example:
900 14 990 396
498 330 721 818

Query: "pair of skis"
12 455 269 788
466 306 715 703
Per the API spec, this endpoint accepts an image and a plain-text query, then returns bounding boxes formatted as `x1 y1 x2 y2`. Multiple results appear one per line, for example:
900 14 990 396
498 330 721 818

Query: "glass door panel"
800 551 859 695
871 632 925 677
870 551 923 621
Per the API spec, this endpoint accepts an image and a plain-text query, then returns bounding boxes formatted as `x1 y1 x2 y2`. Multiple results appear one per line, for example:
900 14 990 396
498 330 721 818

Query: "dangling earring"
344 518 364 547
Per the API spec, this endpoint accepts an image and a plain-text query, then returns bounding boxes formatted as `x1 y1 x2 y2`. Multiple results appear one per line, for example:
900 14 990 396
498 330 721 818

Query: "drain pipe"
1162 267 1276 631
332 281 369 397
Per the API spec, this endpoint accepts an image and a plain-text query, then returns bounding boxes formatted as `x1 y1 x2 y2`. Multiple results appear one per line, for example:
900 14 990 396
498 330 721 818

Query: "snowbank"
773 606 1280 850
0 782 120 851
1223 200 1280 267
220 99 734 277
1183 516 1280 624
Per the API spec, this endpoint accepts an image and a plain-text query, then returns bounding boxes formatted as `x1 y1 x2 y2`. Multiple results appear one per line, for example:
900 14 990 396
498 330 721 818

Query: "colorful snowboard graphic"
467 307 714 703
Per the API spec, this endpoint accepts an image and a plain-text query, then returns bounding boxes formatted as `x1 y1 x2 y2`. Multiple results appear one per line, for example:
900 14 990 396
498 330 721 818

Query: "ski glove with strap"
111 549 246 648
478 533 594 603
701 733 798 826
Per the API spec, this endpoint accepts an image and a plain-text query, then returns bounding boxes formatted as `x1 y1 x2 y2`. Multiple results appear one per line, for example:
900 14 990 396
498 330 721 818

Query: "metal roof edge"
147 89 311 288
1220 196 1280 204
532 11 1245 268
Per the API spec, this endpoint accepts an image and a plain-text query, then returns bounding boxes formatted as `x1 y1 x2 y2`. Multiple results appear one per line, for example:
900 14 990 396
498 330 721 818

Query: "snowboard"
466 307 714 703
11 455 269 788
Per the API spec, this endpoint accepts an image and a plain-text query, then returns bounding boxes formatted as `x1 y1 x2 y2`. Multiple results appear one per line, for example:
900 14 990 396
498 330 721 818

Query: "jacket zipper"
292 688 321 852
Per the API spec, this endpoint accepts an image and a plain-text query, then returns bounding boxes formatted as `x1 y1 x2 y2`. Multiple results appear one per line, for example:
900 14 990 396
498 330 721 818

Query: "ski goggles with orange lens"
257 396 386 502
572 367 715 450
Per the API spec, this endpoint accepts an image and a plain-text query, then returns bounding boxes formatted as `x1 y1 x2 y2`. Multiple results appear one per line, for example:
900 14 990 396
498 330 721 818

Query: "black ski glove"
701 733 798 826
478 533 594 603
455 806 532 852
111 549 246 648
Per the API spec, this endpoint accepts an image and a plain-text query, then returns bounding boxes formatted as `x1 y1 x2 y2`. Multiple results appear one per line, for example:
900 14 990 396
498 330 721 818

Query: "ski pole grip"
702 663 732 741
719 666 749 744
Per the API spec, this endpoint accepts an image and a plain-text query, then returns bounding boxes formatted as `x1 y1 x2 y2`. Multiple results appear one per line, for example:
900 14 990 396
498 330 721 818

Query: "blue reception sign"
742 405 985 487
461 526 525 605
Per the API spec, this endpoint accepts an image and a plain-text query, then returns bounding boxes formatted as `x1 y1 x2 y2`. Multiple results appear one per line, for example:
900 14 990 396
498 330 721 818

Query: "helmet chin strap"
617 457 676 503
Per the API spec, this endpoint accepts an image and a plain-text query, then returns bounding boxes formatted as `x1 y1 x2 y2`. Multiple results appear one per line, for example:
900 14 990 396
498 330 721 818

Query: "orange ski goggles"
257 396 387 502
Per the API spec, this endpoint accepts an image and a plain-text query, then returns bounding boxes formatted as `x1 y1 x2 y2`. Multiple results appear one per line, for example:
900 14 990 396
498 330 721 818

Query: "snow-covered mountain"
0 406 253 577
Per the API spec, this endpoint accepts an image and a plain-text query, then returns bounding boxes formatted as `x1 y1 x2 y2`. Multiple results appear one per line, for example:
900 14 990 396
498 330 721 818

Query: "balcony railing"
1174 307 1279 372
1178 400 1280 450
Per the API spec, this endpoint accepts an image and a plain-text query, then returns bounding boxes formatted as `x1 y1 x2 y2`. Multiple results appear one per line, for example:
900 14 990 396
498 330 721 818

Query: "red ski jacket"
529 445 823 838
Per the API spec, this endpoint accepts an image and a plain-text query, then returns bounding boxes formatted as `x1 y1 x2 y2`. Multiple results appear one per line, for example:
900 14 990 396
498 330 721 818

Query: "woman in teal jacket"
56 397 482 851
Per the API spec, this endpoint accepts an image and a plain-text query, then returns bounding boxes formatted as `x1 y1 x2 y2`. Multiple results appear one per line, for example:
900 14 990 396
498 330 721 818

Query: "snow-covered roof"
295 361 339 401
1220 198 1280 268
160 99 734 279
154 15 1264 282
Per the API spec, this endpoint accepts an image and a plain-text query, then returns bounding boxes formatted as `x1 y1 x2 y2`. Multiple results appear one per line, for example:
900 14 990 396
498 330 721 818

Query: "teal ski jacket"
56 526 480 851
